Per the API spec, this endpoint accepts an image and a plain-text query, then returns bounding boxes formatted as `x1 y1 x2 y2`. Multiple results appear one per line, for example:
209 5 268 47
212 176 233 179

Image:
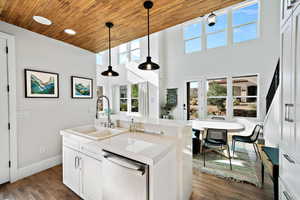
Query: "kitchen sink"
67 125 127 140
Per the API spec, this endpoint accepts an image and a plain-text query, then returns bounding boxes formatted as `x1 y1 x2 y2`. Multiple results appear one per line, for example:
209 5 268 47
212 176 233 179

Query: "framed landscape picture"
71 76 93 99
25 69 59 98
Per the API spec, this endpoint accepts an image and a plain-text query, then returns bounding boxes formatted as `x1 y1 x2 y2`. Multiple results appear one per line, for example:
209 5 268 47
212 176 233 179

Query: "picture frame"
24 69 59 98
71 76 93 99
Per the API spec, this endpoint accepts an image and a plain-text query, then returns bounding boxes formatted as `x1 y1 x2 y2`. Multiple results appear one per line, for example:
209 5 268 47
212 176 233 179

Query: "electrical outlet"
39 147 46 154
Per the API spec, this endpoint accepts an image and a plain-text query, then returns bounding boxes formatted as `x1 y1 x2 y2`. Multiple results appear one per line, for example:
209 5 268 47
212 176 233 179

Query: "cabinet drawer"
63 137 81 151
280 151 300 199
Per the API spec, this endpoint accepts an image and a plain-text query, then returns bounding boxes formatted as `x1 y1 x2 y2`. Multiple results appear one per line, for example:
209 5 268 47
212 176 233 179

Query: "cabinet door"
293 5 300 163
281 17 295 154
81 154 102 200
63 147 81 196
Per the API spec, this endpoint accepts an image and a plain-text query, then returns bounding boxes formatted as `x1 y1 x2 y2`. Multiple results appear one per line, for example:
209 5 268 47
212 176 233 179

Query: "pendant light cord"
147 7 150 57
109 26 111 66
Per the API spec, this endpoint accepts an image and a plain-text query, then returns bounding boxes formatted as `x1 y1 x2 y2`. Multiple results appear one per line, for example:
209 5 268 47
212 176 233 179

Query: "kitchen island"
60 119 192 200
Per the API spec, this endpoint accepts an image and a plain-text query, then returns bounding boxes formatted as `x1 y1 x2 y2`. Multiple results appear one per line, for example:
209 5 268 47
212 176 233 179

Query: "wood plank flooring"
0 165 273 200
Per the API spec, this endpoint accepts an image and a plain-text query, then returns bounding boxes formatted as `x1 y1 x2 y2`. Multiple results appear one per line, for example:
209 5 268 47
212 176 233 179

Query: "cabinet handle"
283 191 293 200
285 104 289 121
287 0 294 9
285 104 294 122
74 156 77 168
283 154 296 164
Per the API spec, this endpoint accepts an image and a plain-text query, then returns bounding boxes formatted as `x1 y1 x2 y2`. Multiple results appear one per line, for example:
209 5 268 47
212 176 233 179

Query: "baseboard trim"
16 155 62 181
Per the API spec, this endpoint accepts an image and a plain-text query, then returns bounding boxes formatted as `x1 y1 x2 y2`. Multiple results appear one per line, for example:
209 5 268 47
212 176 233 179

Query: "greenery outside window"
120 85 128 112
131 84 139 113
207 78 227 116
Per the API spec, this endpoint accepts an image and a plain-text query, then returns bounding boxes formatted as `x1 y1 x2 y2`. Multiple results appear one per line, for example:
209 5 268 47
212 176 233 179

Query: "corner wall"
0 22 96 171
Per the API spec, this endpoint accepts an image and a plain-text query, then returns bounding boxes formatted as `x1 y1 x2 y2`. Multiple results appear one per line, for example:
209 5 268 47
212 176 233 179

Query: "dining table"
192 119 245 154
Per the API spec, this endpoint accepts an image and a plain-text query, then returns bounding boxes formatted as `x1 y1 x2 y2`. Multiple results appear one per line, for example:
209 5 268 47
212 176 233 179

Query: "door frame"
0 32 17 182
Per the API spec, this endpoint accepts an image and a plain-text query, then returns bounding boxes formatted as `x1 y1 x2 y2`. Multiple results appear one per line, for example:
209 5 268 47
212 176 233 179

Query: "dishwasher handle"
103 152 147 176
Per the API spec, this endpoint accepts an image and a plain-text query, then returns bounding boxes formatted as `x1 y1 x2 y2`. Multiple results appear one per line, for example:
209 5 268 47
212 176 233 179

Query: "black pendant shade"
207 13 217 27
138 1 160 71
102 22 119 77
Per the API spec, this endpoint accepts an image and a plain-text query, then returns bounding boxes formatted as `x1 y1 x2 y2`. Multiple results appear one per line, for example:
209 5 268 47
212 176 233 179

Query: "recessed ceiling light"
64 29 76 35
33 16 52 25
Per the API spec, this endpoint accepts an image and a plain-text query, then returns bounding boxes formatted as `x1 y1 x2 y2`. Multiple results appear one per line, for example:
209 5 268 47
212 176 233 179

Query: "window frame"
232 75 258 118
119 85 128 112
232 0 260 44
183 21 202 54
130 84 139 113
118 39 141 64
205 12 228 49
206 78 228 117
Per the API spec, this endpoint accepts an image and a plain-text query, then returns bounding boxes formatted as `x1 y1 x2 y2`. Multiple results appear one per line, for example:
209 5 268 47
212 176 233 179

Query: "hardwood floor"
0 165 273 200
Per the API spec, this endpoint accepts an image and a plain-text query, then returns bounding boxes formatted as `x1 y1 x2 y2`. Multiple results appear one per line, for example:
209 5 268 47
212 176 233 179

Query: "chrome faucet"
96 95 113 128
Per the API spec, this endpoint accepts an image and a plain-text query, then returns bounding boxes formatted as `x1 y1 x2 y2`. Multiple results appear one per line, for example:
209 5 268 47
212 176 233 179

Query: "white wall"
0 22 96 169
161 0 280 121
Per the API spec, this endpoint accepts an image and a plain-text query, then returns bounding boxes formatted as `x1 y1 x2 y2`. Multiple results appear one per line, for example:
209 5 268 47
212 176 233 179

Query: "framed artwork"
25 69 59 98
71 76 93 99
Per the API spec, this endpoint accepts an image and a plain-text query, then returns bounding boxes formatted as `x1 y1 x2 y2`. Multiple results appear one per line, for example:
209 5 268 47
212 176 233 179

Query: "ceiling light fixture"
101 22 119 77
207 12 217 27
64 29 76 35
138 1 160 71
33 16 52 25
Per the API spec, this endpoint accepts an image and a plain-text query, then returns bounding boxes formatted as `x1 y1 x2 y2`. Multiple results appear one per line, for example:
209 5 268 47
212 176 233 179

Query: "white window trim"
182 0 260 53
118 84 140 116
118 40 141 64
185 74 259 120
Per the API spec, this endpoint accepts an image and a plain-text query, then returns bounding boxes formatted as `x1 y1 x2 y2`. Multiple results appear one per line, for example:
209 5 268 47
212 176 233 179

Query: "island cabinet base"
150 148 177 200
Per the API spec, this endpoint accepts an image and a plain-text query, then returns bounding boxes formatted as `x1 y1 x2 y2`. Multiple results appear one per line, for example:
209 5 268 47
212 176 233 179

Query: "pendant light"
207 12 217 27
138 1 160 71
101 22 119 77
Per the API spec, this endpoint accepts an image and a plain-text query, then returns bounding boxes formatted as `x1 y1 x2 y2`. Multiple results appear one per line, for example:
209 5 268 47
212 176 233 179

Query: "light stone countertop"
92 131 177 166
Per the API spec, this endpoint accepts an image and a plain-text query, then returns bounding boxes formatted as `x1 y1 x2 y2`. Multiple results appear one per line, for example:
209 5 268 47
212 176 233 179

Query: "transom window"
232 2 259 43
206 13 227 49
182 0 259 53
183 23 202 54
119 39 141 64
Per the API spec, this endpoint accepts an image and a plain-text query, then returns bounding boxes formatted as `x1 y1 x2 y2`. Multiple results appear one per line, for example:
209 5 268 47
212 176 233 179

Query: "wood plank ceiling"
0 0 245 53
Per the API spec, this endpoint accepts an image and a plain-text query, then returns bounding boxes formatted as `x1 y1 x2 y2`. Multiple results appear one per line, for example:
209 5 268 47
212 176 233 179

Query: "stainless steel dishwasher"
102 150 149 200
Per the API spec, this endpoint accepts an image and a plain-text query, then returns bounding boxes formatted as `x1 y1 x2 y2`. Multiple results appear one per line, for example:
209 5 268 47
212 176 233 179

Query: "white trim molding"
0 31 18 183
17 155 62 181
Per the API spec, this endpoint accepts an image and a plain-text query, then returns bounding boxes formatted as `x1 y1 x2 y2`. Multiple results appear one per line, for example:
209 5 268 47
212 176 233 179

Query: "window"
206 13 227 49
96 53 103 65
97 86 104 111
232 75 258 117
118 39 141 64
183 23 202 53
206 78 227 116
131 84 139 112
187 81 199 120
120 85 128 112
232 2 259 43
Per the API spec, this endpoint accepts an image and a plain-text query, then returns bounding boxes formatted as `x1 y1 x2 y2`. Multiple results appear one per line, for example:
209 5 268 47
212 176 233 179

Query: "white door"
280 17 295 155
81 154 102 200
293 4 300 163
63 147 81 196
0 38 10 184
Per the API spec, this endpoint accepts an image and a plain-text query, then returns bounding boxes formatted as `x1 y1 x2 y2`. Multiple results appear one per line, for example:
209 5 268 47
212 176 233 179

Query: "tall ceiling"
0 0 244 53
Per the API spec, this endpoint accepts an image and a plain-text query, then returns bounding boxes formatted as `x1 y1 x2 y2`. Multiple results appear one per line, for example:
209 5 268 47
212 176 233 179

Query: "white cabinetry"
62 135 102 200
63 146 81 196
81 154 102 200
280 1 300 200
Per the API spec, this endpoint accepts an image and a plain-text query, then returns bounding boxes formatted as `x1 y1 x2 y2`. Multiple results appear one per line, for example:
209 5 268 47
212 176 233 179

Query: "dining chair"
203 128 232 170
232 124 263 159
211 116 225 120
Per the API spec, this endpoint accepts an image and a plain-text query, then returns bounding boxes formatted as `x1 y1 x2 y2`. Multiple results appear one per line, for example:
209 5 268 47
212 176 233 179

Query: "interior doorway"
0 37 10 184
